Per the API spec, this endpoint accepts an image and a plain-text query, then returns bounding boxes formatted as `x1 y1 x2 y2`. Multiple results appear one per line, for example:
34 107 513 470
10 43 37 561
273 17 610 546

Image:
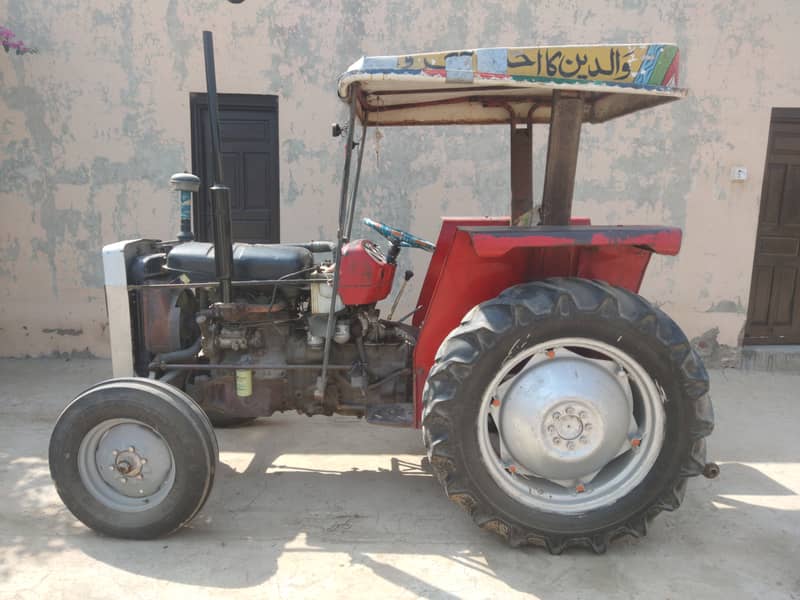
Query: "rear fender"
411 219 682 427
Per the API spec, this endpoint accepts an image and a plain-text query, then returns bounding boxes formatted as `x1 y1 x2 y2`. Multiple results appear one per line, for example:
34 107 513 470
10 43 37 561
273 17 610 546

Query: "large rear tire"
49 378 218 539
422 278 714 553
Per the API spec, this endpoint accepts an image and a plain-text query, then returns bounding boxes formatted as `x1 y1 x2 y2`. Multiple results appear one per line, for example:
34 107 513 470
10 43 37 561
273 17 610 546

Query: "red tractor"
49 34 717 553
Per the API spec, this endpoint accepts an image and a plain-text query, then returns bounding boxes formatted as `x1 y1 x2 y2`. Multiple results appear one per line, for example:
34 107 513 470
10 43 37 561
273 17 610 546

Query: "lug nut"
552 412 561 420
141 458 147 464
567 442 575 450
119 477 127 484
136 474 143 480
579 411 588 419
580 436 588 444
565 406 574 415
139 489 144 495
127 447 134 453
547 425 555 433
553 437 561 445
112 450 118 457
584 423 592 431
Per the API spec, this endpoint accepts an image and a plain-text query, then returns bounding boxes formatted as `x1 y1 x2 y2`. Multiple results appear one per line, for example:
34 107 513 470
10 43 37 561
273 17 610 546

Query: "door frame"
189 93 280 242
744 107 800 345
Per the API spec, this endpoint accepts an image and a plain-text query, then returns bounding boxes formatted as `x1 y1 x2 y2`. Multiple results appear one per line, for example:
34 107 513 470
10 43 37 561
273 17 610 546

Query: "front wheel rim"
477 337 666 515
77 418 176 512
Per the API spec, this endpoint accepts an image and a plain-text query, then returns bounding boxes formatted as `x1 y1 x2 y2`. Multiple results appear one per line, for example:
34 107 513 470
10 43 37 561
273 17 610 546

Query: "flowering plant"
1 26 37 55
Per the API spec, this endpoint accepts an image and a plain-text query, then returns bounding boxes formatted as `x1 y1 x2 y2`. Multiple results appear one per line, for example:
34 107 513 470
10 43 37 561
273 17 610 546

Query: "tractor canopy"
337 43 685 126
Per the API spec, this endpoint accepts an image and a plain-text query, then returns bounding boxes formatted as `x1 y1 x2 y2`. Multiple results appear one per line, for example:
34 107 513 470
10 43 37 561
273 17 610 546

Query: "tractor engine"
126 238 413 422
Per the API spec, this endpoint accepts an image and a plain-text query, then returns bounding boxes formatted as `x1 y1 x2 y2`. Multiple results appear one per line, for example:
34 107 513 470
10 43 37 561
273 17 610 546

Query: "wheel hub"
82 420 175 503
114 448 145 477
498 354 632 483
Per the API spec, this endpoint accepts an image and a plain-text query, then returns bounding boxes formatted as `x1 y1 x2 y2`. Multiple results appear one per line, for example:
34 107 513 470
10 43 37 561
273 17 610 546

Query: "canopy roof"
338 44 685 126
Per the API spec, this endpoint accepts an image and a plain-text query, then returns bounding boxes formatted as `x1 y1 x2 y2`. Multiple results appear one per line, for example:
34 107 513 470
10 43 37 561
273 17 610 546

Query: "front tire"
422 278 713 553
49 378 218 539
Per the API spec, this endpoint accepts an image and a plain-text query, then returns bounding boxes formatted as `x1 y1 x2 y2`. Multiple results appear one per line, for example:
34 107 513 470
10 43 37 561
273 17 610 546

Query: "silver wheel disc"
477 337 665 514
77 418 175 512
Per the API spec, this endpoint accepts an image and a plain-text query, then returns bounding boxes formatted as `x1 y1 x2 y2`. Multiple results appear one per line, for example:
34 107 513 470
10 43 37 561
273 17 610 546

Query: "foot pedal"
366 403 414 427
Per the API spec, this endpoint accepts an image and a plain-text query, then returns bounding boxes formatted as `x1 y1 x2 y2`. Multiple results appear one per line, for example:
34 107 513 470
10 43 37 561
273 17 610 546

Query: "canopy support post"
510 124 533 227
541 91 584 226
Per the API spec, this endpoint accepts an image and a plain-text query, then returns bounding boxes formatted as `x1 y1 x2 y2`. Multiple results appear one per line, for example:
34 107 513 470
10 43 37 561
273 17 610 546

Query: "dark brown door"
744 108 800 344
190 94 280 243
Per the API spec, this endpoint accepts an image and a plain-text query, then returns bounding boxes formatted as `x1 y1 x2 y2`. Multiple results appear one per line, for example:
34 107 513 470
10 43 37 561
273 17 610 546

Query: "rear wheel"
49 378 218 539
422 278 713 553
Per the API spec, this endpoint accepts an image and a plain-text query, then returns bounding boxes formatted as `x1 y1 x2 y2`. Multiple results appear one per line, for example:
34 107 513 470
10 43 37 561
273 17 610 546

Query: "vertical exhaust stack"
202 30 234 303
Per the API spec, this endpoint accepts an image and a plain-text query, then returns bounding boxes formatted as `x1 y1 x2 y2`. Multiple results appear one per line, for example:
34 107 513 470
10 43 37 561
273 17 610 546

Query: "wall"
1 0 798 357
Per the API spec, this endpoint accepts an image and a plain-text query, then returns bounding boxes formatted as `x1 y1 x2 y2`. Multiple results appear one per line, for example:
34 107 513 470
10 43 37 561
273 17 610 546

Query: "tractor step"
365 403 414 427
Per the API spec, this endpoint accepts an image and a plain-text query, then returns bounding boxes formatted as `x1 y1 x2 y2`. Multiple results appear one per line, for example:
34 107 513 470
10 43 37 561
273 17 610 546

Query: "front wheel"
49 378 218 539
422 278 714 553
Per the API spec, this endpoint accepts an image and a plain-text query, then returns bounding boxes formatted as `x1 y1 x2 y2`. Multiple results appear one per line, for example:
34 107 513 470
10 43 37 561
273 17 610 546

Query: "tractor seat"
166 241 313 281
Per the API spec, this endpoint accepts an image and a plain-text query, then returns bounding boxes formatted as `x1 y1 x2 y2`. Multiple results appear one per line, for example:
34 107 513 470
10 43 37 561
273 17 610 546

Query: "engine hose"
157 369 186 386
152 336 202 367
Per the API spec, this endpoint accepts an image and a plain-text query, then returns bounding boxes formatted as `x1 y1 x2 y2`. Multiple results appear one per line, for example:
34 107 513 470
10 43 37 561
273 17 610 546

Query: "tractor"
48 33 717 553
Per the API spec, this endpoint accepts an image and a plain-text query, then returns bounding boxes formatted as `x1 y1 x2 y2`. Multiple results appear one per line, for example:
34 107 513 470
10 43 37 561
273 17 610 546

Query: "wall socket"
731 166 748 181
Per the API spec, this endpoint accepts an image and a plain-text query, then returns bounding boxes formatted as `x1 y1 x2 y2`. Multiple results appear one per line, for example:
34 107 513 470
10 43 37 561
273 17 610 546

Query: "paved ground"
0 359 798 599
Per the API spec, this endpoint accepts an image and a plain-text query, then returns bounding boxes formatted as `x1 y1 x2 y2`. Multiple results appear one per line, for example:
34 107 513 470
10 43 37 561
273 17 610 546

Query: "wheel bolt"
567 442 575 450
565 406 574 415
108 465 115 471
127 447 134 453
553 437 561 445
119 477 127 484
547 425 555 433
579 411 588 419
141 458 147 464
585 423 592 431
112 450 118 457
580 436 588 444
552 412 561 420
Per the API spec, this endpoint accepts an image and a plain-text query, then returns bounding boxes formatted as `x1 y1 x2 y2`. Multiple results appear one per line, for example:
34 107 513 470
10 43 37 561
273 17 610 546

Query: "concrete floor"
0 359 798 599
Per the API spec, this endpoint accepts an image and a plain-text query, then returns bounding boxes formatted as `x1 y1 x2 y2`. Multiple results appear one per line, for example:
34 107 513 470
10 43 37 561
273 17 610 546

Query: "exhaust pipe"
202 30 234 303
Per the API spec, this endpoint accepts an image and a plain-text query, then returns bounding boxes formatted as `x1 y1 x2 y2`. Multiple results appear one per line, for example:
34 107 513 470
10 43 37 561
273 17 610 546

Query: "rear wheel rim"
77 418 175 513
477 337 665 514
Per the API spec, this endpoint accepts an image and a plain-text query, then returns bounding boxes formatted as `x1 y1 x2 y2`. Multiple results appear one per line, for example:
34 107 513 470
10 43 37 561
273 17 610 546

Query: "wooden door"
744 108 800 344
191 94 280 243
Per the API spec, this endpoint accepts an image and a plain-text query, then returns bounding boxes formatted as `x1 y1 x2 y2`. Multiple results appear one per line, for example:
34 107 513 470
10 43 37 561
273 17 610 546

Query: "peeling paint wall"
1 0 798 357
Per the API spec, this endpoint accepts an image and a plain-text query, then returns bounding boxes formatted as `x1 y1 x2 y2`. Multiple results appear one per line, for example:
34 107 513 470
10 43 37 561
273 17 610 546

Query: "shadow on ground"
1 359 799 598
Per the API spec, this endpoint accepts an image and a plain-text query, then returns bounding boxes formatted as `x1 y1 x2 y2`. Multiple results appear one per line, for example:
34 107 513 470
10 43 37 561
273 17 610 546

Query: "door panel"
745 109 800 344
191 94 280 244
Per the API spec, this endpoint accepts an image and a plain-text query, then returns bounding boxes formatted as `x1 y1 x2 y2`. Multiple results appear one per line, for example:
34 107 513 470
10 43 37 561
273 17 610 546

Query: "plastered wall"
1 0 798 357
